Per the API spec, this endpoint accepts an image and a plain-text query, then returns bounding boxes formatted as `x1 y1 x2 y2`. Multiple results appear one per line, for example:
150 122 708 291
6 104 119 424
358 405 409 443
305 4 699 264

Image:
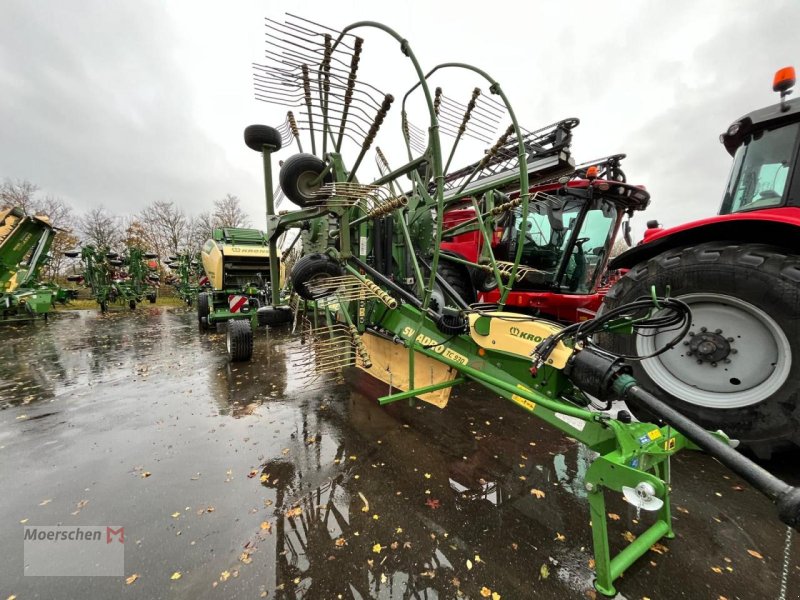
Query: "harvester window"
722 122 799 214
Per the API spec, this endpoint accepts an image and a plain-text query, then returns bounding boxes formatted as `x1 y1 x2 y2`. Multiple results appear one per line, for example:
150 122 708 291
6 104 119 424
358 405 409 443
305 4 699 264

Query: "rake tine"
336 36 363 152
287 111 303 152
347 94 394 182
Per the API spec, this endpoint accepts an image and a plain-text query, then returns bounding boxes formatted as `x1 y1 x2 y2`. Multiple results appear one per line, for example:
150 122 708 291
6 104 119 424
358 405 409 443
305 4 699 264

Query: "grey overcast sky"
1 0 798 235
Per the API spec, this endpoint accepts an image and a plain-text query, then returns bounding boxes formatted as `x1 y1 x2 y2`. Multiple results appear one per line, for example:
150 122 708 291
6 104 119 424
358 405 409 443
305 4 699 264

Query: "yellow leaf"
38 499 52 506
650 543 670 555
240 552 252 564
335 537 346 547
622 531 637 543
480 587 492 598
492 593 501 600
372 514 379 520
285 507 302 518
539 564 550 580
372 543 383 554
349 455 357 461
220 570 230 582
530 489 546 499
171 512 180 518
125 574 139 585
395 527 403 534
466 559 473 570
141 471 151 478
260 474 269 483
518 475 527 481
554 532 566 542
711 566 723 574
260 521 271 531
588 558 595 569
281 448 289 455
19 519 28 524
746 549 764 560
424 473 431 479
170 572 182 580
474 554 482 563
607 513 620 521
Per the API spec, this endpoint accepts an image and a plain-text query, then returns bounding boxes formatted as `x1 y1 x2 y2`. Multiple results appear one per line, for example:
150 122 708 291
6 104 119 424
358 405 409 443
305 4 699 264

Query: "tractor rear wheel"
600 242 800 457
197 292 210 331
428 260 475 311
227 320 253 362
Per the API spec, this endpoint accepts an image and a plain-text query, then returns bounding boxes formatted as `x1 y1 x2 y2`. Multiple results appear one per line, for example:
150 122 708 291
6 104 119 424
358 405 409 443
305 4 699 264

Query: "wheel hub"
685 328 734 365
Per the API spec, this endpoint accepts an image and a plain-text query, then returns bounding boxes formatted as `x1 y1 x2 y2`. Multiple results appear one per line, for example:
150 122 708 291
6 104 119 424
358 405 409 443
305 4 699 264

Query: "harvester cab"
198 226 289 362
442 155 650 321
0 206 57 321
604 66 800 457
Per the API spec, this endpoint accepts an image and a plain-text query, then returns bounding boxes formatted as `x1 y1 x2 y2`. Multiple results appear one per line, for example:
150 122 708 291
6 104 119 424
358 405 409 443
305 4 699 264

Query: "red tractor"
441 154 650 322
602 66 800 457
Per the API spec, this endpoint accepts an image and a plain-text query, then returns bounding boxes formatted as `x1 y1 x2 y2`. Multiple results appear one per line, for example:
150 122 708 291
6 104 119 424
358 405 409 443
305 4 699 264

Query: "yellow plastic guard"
468 312 573 369
360 332 458 408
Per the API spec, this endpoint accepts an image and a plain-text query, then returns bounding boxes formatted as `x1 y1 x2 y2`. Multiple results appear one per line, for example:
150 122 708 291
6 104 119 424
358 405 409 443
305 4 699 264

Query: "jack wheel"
197 292 210 331
279 153 332 207
290 254 343 300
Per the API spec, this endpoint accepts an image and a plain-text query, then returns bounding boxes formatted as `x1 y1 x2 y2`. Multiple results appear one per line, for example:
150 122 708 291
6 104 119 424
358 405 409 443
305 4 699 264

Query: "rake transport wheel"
227 320 253 362
278 153 333 208
197 292 210 331
429 260 476 310
244 124 282 152
290 253 344 300
600 242 800 458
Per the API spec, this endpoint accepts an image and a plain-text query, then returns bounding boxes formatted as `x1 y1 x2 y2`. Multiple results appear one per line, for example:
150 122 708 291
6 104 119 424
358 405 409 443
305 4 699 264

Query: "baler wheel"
227 320 253 362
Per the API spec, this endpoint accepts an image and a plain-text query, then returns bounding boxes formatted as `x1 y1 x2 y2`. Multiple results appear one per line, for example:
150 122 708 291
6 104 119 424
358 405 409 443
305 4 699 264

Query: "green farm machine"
164 252 206 306
239 17 800 596
65 245 159 312
198 226 289 361
0 206 61 321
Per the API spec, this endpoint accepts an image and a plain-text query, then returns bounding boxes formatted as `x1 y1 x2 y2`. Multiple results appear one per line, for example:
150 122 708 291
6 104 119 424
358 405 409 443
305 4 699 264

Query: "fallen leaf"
676 506 690 514
539 564 550 580
372 514 379 520
358 491 369 513
466 559 473 570
530 489 546 499
622 531 637 543
607 513 620 521
554 532 566 542
206 506 215 513
260 474 269 483
747 549 764 560
711 566 723 574
125 574 139 585
480 587 492 598
390 541 399 550
19 519 28 524
240 552 252 565
335 537 346 547
141 472 151 478
247 469 259 478
171 512 181 518
588 558 595 569
518 475 527 481
650 543 670 555
424 473 431 479
260 521 271 532
38 499 52 506
281 448 290 455
220 570 230 582
474 555 482 563
425 498 441 510
492 593 501 600
285 507 302 518
395 527 403 534
372 543 383 554
170 571 182 580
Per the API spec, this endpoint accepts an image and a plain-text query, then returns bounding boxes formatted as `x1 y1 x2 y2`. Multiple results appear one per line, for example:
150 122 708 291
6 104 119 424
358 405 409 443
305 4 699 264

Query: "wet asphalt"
0 307 798 600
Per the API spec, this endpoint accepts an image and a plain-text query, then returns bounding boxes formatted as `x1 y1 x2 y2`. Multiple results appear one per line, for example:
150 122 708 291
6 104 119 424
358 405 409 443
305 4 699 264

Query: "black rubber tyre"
244 124 282 152
109 259 123 267
227 320 253 362
64 251 80 258
197 292 210 331
129 299 136 310
257 305 293 327
290 253 343 300
599 242 800 457
66 275 82 282
100 300 108 313
279 153 332 207
144 252 158 259
426 260 475 312
148 293 157 304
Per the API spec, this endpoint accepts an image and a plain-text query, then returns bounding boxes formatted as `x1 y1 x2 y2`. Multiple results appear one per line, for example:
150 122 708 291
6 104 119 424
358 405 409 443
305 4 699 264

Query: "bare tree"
36 196 78 280
187 211 215 252
139 200 188 257
213 194 250 229
1 179 39 213
78 208 121 249
609 237 630 259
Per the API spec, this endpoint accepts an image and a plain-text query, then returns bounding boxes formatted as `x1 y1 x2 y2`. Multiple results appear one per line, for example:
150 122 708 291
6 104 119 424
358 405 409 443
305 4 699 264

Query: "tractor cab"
719 68 800 215
493 172 650 295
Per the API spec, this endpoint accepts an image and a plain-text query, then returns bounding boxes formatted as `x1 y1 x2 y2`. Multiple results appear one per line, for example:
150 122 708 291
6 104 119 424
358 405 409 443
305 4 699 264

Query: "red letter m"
106 527 124 544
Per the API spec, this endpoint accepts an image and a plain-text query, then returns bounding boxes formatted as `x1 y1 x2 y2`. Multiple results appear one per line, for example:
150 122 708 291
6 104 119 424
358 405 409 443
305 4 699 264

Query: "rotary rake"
164 252 205 306
240 16 800 596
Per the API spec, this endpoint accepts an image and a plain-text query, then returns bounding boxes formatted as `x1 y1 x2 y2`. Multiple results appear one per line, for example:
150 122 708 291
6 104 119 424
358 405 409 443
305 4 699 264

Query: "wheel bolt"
686 351 694 356
727 337 734 343
700 327 707 332
711 362 717 367
683 341 690 346
731 349 738 354
724 359 731 364
689 331 695 337
714 329 722 334
697 359 703 364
